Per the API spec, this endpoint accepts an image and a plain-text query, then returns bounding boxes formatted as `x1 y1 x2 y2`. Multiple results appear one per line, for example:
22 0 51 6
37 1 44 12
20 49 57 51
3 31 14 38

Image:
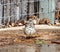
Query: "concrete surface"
0 25 60 31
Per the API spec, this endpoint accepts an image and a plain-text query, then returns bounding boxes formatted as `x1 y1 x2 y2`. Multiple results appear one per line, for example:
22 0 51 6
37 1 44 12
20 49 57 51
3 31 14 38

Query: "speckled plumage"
25 19 36 35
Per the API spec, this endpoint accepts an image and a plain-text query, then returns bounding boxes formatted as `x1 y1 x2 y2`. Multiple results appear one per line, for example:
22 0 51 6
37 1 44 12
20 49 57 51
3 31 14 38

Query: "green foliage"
35 39 45 45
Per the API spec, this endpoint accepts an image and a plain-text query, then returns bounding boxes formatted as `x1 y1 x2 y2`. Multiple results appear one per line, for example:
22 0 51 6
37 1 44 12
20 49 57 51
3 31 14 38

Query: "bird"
27 15 37 25
25 19 36 35
32 19 37 25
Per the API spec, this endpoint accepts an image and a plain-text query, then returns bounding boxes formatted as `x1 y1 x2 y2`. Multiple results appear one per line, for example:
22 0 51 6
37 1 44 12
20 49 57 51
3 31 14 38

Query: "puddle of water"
40 44 57 52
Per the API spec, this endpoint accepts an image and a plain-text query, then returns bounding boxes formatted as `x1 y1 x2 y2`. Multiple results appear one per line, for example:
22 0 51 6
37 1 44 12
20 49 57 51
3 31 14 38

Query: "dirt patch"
0 29 60 46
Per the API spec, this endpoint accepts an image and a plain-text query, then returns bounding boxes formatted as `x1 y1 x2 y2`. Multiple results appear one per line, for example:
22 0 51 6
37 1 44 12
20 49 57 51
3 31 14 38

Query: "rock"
2 25 6 28
39 18 50 24
18 23 23 26
14 38 21 43
11 23 15 27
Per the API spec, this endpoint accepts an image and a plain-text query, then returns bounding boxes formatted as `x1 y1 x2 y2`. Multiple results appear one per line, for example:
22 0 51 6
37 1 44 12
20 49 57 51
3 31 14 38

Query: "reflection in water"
40 44 57 52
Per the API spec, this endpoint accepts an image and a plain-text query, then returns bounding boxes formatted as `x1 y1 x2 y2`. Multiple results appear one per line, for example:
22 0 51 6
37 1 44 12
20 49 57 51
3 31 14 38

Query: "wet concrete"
0 44 59 52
